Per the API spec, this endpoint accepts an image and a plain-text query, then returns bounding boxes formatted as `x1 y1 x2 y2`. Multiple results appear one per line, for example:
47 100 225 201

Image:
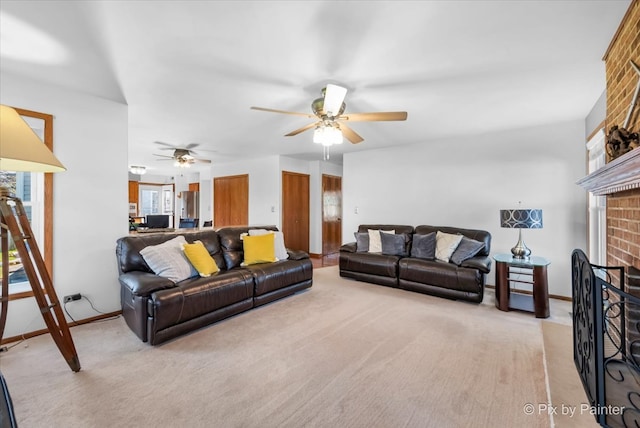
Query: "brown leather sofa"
340 224 491 303
116 226 312 345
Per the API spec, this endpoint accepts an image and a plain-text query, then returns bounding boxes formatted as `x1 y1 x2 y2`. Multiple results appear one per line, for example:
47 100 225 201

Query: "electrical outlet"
63 293 82 303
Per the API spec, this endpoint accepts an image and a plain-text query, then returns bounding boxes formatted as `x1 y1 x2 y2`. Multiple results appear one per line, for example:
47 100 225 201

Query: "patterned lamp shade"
500 209 543 259
500 209 543 229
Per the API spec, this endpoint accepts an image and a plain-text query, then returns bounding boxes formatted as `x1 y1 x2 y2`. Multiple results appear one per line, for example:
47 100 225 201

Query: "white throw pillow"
248 229 289 260
247 229 269 236
273 231 289 260
140 235 197 283
435 231 463 262
367 229 395 253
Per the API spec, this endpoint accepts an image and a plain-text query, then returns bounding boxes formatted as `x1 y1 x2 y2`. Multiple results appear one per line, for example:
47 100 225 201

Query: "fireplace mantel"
577 148 640 195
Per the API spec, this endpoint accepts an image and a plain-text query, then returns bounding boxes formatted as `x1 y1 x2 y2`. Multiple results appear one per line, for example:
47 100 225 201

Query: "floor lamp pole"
0 188 80 372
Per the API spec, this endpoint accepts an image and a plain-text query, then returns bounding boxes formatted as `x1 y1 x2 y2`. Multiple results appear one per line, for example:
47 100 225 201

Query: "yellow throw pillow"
182 241 219 277
242 233 276 266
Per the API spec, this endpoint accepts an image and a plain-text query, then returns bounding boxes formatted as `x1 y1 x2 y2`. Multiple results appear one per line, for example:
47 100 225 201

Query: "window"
587 128 607 266
139 184 174 227
0 108 53 298
139 186 160 216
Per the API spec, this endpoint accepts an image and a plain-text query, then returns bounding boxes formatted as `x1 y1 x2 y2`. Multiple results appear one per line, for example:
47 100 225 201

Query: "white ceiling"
0 0 631 175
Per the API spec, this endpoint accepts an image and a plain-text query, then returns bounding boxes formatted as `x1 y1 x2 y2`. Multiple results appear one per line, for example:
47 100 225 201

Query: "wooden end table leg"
495 261 510 311
533 265 550 318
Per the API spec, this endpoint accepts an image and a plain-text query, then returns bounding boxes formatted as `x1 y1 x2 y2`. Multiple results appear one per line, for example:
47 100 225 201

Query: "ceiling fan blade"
285 122 319 137
324 84 348 117
338 112 408 122
338 123 364 144
153 153 174 159
184 143 199 150
154 141 173 146
251 106 315 119
195 158 212 164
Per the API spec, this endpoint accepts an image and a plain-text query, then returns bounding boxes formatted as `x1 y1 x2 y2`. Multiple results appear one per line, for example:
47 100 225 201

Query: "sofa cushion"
410 232 436 260
415 225 491 256
242 233 277 266
246 259 313 297
367 229 395 253
358 225 414 235
140 235 197 283
183 240 219 277
217 226 279 270
450 236 485 266
151 270 255 331
248 229 289 260
355 232 369 252
381 232 407 256
357 225 414 254
339 252 400 278
398 258 482 294
435 231 463 263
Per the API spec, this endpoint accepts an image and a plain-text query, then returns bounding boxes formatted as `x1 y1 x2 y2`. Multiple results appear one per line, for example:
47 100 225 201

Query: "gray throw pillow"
381 232 407 256
410 232 436 260
355 232 369 252
450 236 485 265
140 235 197 283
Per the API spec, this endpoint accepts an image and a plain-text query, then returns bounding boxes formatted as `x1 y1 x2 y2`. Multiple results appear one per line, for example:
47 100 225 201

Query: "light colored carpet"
2 266 561 427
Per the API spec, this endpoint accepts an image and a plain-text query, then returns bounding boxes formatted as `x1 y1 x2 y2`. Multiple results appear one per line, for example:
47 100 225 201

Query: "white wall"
279 157 343 254
1 72 128 337
199 168 213 225
342 120 587 298
308 161 343 254
213 156 280 226
211 155 342 253
586 90 606 137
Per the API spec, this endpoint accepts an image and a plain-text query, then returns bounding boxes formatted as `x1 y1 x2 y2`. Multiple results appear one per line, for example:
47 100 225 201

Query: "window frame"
7 107 54 301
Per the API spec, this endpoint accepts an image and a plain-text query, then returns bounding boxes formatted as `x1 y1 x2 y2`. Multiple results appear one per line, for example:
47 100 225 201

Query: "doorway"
214 174 249 227
322 174 342 255
282 171 309 253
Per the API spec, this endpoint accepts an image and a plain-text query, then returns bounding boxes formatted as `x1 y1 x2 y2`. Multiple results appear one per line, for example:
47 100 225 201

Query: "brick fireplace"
603 0 639 286
572 4 640 419
577 0 639 358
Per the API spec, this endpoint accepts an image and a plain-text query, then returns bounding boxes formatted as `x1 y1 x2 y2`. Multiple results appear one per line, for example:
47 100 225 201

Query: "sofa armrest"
118 271 176 297
287 249 310 260
460 256 492 274
340 242 356 253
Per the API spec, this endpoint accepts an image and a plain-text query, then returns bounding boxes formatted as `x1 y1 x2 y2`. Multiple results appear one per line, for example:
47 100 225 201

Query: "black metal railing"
571 249 640 427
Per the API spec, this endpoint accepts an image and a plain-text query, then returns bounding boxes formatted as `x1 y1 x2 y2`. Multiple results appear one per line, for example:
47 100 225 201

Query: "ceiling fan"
153 142 212 167
250 84 408 145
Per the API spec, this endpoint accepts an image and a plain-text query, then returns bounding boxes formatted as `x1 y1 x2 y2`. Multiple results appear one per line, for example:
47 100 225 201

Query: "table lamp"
500 208 543 259
0 104 80 372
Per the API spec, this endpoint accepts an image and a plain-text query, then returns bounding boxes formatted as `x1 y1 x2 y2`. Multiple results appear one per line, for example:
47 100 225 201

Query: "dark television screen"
146 215 170 229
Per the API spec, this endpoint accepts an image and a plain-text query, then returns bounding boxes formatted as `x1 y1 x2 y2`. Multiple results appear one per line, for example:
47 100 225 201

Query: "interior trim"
576 148 640 195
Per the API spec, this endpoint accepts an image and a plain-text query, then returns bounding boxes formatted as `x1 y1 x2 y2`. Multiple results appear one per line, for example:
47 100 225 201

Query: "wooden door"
214 174 248 227
128 181 139 205
322 174 342 255
282 171 309 253
128 181 140 220
188 182 200 192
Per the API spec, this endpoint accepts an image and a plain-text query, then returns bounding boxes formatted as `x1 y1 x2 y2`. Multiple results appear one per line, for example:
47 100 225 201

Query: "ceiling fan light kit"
174 158 192 168
313 124 343 146
129 165 146 175
152 142 212 168
251 83 407 156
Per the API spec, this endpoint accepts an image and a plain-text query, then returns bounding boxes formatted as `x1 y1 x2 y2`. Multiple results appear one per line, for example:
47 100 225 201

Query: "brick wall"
607 190 640 270
604 0 640 282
